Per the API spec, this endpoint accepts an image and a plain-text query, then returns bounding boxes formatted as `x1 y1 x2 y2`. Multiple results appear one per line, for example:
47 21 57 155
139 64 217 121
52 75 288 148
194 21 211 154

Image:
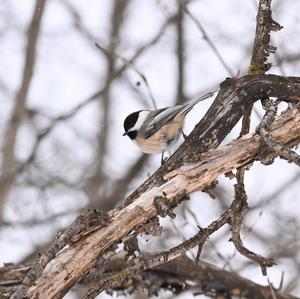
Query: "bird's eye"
127 130 137 140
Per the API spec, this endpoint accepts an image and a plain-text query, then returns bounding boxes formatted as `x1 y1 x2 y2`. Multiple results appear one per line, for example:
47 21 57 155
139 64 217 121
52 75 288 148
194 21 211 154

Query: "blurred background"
0 0 300 298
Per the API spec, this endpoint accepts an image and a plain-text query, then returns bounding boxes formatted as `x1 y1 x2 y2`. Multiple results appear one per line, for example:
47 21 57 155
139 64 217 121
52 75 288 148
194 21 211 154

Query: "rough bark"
2 256 299 299
125 74 300 204
27 96 299 298
140 256 299 299
3 1 299 298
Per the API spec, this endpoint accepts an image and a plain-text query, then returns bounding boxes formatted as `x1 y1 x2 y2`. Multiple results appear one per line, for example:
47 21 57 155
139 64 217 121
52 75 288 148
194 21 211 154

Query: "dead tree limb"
2 255 298 299
125 74 300 204
248 0 282 75
259 98 300 166
24 82 300 298
5 74 299 298
237 0 282 223
3 1 299 299
241 0 282 136
148 256 299 299
84 182 274 298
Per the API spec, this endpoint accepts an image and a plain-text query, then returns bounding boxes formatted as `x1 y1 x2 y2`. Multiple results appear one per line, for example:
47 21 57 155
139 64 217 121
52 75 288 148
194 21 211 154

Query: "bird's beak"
123 132 128 136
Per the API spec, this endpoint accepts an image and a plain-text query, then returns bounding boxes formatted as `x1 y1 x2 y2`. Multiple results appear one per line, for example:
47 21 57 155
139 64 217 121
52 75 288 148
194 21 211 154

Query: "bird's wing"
143 105 186 139
143 91 216 139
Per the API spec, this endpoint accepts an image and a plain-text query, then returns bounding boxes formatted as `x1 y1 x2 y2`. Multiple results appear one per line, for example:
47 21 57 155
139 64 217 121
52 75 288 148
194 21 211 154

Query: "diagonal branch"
27 85 300 298
125 74 300 205
145 256 298 299
86 183 268 298
184 6 235 77
9 210 110 299
2 255 298 299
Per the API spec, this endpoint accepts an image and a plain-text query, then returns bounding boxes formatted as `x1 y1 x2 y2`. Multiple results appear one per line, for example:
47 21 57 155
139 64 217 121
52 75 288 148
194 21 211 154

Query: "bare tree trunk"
0 0 47 224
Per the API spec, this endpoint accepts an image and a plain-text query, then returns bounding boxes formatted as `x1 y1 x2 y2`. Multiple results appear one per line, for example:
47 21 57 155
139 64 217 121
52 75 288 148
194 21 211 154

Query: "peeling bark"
27 102 300 298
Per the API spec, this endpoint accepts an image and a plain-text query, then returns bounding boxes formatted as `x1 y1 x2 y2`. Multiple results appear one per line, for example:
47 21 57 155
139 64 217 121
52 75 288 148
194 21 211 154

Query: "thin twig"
229 184 275 275
84 177 279 298
233 2 282 277
258 100 300 166
18 14 176 175
22 75 300 298
95 42 157 109
84 206 231 298
184 6 235 77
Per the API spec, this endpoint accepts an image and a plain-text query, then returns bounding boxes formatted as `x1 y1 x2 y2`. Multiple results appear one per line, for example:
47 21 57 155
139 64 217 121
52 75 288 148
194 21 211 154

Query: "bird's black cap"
123 111 141 133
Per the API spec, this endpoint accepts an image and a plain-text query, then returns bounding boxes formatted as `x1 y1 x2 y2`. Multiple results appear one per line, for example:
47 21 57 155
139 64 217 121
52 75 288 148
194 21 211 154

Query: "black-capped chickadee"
123 91 216 162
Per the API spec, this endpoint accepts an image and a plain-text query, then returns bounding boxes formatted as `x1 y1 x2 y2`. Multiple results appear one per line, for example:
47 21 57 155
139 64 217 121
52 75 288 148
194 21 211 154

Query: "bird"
123 91 216 164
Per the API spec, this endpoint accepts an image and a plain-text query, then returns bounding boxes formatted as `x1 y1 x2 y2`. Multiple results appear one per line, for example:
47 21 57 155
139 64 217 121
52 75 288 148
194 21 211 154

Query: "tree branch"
2 256 298 299
125 74 300 205
0 0 47 224
259 98 300 166
249 0 282 75
237 0 282 214
26 85 300 298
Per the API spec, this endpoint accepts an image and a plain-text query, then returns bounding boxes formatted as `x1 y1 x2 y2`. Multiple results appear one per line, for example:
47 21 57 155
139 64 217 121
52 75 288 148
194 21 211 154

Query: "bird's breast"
134 115 185 153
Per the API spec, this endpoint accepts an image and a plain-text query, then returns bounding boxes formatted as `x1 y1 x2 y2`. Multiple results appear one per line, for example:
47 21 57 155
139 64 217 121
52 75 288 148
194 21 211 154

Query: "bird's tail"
179 89 218 115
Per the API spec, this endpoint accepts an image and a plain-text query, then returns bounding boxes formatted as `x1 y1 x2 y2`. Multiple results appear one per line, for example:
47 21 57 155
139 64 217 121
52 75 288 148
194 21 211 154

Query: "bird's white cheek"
131 111 150 132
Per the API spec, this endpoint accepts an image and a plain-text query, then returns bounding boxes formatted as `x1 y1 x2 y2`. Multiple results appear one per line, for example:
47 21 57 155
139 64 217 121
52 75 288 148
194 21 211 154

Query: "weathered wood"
28 102 300 298
249 0 282 75
125 74 300 204
150 256 300 299
2 255 299 299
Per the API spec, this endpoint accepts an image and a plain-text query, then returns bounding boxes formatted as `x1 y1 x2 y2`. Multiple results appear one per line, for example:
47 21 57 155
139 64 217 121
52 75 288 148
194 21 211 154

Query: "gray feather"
143 91 216 139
